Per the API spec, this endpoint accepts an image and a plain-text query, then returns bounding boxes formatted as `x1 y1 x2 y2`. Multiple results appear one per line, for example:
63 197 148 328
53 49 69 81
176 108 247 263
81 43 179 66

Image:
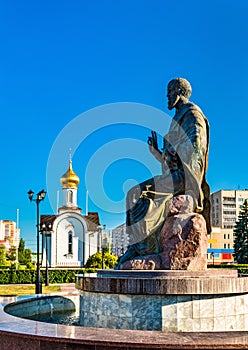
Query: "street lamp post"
28 189 46 294
101 224 106 269
42 223 52 286
88 232 95 257
210 252 215 265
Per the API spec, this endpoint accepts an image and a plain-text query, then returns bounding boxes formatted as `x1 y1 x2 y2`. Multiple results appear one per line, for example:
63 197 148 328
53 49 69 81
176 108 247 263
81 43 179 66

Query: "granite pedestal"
77 269 248 332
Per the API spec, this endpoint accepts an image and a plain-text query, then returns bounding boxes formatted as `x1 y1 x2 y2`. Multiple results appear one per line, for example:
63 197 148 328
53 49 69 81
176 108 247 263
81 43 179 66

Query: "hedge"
1 265 248 284
0 268 96 284
208 264 248 274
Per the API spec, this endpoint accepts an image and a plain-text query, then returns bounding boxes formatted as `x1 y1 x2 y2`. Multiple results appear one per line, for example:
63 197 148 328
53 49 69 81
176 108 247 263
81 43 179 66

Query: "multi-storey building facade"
0 220 20 249
211 190 248 229
209 189 248 263
112 223 129 257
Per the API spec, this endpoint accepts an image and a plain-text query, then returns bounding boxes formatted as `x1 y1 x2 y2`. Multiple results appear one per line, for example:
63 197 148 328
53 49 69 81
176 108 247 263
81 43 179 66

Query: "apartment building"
211 189 248 229
209 189 248 263
0 220 20 249
112 223 129 257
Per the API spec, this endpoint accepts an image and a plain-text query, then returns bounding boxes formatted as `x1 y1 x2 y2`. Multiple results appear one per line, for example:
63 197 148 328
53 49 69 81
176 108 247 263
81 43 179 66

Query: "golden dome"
60 160 80 189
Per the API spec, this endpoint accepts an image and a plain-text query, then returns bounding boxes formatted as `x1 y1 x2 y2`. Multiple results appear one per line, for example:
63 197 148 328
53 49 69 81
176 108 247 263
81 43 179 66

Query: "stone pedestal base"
77 269 248 332
117 195 208 270
80 290 248 332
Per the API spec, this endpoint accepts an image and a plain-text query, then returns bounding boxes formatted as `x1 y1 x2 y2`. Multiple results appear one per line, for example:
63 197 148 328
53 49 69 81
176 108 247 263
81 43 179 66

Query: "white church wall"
62 188 78 208
84 231 99 262
50 213 88 267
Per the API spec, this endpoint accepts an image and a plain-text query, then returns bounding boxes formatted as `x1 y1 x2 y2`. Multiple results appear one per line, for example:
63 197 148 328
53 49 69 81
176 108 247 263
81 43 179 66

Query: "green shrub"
84 251 118 269
0 268 98 284
42 269 84 283
104 252 118 268
208 263 248 274
84 252 103 269
26 262 35 270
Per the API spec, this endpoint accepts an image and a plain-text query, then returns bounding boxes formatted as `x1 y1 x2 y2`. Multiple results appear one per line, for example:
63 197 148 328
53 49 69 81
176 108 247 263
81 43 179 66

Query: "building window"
228 234 230 239
68 231 73 254
238 198 244 202
68 190 73 204
223 204 236 208
224 234 226 239
228 244 230 249
223 197 235 202
224 225 234 229
223 211 236 215
224 243 226 248
5 224 10 237
224 218 236 222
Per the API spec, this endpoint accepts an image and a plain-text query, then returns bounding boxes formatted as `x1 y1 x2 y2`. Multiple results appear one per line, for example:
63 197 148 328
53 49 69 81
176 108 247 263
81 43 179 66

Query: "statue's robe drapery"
121 102 210 263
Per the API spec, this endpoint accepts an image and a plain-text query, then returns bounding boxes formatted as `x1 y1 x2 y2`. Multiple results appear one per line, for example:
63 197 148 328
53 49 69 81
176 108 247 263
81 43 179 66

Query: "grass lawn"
0 284 62 296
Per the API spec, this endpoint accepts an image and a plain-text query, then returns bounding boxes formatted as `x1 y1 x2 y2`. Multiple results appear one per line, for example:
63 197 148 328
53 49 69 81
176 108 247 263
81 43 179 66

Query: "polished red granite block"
1 329 248 349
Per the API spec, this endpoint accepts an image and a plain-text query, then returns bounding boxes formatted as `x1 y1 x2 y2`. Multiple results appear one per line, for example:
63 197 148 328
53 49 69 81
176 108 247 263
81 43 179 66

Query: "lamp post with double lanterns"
101 224 106 269
27 189 46 294
41 223 52 286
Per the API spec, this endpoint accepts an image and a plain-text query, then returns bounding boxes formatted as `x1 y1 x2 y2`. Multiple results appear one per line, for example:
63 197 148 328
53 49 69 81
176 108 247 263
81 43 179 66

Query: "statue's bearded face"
167 84 180 110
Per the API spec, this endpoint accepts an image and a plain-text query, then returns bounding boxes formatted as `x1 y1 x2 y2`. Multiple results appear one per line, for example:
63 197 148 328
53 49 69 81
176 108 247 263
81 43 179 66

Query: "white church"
40 159 101 267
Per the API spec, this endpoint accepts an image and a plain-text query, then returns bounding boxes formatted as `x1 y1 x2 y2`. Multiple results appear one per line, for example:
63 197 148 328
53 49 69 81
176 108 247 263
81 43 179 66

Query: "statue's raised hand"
148 130 162 163
148 130 158 150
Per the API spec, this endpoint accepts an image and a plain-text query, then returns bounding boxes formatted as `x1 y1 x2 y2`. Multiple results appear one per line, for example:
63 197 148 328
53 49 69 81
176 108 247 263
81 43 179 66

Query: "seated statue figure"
116 77 211 269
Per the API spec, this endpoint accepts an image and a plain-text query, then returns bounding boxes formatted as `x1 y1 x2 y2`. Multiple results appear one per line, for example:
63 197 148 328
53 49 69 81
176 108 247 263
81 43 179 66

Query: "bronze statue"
116 78 210 269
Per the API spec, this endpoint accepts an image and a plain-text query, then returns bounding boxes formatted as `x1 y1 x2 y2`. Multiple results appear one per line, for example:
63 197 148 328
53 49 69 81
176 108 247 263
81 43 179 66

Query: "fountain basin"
4 294 79 320
0 290 248 348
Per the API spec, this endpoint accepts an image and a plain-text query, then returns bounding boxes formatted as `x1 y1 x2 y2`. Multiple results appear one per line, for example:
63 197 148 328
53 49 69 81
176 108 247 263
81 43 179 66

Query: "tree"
6 246 17 262
0 244 7 265
233 199 248 263
18 238 25 262
22 248 32 265
104 251 118 268
18 238 32 265
84 251 118 269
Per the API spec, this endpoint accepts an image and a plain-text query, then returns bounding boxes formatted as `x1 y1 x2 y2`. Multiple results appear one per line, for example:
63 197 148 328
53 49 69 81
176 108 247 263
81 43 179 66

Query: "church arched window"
68 190 73 204
68 231 73 254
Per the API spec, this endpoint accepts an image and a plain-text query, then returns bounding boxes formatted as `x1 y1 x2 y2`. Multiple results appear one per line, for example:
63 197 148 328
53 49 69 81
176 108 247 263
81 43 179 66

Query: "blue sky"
0 0 247 250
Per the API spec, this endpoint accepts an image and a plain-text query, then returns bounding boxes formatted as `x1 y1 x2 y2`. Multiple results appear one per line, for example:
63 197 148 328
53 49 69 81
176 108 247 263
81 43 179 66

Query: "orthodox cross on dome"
59 152 80 212
60 152 80 190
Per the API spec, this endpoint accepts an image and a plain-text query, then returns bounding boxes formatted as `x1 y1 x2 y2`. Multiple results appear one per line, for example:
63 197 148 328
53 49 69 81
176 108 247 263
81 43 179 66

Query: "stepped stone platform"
0 283 248 349
98 269 238 278
77 269 248 332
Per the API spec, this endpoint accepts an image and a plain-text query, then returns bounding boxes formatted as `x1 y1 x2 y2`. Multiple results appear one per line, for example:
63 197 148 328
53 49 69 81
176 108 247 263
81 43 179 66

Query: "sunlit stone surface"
78 270 248 332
